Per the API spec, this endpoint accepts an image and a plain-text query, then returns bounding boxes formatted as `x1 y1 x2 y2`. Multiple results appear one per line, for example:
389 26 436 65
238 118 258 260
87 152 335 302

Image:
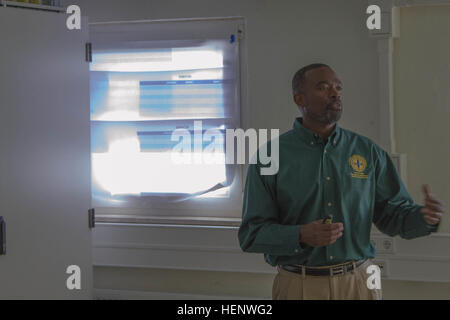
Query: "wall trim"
94 242 242 254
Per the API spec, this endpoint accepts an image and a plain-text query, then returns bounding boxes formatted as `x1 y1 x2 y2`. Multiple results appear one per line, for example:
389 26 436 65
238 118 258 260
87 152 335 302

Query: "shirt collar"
293 117 341 147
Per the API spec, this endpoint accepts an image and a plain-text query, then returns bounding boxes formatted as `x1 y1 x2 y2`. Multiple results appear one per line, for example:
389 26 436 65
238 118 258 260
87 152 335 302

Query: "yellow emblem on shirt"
349 155 368 179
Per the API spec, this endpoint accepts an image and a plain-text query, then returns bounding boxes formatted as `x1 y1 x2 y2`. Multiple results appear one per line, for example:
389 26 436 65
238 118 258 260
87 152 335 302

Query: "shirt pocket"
341 162 376 212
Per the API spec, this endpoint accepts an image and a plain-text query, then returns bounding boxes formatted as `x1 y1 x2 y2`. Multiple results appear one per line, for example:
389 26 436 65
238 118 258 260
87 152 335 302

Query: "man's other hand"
299 220 344 247
420 184 445 225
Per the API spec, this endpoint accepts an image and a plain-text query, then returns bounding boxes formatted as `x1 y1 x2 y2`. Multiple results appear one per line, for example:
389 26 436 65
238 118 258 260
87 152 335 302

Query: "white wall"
393 5 450 233
65 0 450 299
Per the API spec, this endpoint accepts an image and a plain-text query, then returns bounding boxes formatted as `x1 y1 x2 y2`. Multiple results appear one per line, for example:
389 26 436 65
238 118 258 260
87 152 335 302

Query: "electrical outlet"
382 239 393 251
370 237 395 254
379 237 395 254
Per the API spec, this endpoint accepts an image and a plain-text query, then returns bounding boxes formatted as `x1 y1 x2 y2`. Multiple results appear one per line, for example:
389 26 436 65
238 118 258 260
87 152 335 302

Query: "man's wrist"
299 225 308 246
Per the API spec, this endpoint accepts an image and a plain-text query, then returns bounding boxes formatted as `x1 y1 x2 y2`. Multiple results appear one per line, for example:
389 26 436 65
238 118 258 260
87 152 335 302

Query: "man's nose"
330 87 341 100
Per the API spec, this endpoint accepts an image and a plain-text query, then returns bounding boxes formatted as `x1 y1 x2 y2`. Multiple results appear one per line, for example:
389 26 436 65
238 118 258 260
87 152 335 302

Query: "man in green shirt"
238 63 445 300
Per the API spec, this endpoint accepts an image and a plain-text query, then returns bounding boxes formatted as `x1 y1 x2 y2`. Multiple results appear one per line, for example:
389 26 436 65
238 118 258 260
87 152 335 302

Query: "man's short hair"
292 63 331 94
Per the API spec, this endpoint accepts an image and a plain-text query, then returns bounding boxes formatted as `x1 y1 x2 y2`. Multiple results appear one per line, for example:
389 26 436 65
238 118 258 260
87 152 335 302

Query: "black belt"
280 259 366 276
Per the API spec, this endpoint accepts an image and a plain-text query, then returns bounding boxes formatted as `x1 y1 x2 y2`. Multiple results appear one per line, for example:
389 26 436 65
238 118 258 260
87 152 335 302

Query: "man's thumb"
423 184 432 198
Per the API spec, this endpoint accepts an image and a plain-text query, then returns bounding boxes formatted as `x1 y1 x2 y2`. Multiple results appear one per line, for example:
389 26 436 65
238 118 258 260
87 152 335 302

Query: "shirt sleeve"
372 149 439 239
238 162 304 256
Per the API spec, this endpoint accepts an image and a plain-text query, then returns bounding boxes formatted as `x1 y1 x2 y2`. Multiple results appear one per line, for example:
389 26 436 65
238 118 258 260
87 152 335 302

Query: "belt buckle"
330 265 345 276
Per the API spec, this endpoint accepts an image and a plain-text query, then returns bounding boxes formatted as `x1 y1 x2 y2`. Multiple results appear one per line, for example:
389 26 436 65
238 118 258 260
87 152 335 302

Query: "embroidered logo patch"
349 155 368 179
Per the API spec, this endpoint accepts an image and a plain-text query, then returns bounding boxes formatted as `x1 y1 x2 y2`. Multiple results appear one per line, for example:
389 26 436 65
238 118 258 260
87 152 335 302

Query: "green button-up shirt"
238 117 438 267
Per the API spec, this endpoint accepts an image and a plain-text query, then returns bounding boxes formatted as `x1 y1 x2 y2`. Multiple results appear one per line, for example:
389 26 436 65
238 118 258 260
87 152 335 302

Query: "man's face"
294 67 343 125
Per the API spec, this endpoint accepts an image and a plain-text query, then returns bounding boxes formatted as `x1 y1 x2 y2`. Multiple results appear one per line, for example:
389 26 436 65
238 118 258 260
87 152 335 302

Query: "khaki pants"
272 260 382 300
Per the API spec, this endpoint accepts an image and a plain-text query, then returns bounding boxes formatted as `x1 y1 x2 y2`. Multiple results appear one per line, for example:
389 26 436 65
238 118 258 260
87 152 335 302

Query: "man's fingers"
427 217 440 224
425 198 445 207
421 207 442 216
323 230 341 242
321 222 343 231
425 197 445 208
315 231 344 247
424 217 440 225
327 232 343 246
425 196 443 208
308 221 344 247
421 207 443 219
425 200 445 213
336 223 344 231
428 211 442 220
313 220 343 227
322 229 344 243
330 228 344 237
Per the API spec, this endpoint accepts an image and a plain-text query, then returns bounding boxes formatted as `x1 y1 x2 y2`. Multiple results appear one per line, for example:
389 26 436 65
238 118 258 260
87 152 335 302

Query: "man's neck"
301 117 336 141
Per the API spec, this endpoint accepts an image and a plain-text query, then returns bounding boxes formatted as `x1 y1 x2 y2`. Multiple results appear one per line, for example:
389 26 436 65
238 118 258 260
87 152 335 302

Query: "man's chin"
326 110 342 124
308 110 342 125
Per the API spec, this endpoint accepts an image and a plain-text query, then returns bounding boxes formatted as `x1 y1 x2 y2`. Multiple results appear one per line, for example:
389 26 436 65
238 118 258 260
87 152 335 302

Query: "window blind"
89 20 241 209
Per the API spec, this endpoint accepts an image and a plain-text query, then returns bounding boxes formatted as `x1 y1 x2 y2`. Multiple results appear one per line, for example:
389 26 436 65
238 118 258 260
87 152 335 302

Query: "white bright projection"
96 79 140 121
91 71 224 121
90 44 229 198
92 137 226 196
90 49 223 72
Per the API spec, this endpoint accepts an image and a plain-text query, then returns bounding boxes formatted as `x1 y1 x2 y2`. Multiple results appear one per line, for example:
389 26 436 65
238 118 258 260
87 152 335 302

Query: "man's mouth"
327 102 342 111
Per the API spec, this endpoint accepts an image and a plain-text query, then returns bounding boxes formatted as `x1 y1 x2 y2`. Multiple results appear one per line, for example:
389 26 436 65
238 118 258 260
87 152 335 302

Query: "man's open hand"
420 184 445 225
299 219 344 247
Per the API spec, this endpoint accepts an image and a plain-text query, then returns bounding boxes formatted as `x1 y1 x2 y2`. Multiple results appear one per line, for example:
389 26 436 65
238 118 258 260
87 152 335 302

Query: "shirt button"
333 140 337 145
326 177 331 181
328 202 332 206
310 141 314 145
294 249 299 253
324 150 327 154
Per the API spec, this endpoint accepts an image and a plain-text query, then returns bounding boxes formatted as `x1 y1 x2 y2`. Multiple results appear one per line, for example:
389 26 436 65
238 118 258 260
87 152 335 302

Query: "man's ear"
293 93 305 108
